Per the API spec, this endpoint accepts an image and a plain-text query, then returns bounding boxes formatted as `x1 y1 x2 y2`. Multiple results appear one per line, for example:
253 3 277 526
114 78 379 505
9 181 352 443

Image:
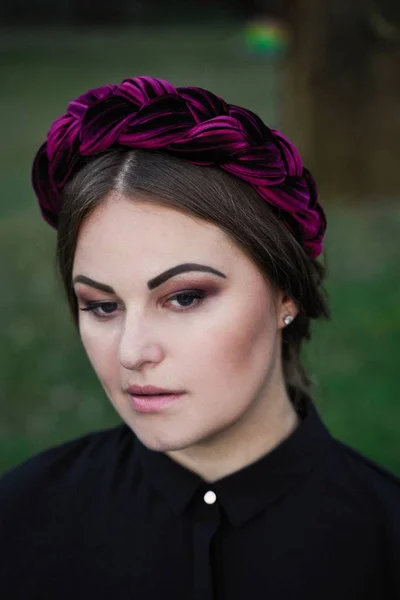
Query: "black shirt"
1 396 399 599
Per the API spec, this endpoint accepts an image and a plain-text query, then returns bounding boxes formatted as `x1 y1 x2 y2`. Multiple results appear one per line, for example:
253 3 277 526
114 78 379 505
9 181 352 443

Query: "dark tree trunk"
283 0 400 199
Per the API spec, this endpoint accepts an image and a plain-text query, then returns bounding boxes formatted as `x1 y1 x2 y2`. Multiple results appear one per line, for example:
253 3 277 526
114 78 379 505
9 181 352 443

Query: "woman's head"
32 76 329 457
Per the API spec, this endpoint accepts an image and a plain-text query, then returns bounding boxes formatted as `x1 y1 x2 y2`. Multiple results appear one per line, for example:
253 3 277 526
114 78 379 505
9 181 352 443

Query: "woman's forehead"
73 194 241 274
76 196 233 255
78 194 222 242
71 194 268 295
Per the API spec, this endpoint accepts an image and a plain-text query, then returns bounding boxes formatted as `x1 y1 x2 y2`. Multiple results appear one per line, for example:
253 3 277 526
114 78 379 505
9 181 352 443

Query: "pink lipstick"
129 392 185 413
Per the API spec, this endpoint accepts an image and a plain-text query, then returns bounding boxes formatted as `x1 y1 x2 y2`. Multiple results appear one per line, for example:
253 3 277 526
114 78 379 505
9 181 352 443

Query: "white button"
203 490 217 505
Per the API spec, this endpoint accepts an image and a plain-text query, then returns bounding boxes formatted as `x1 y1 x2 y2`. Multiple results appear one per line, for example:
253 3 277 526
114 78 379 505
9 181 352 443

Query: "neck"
166 382 301 483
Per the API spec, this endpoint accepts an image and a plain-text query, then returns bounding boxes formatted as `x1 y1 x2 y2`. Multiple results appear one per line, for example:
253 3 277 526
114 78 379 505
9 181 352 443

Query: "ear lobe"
279 295 299 326
283 315 294 326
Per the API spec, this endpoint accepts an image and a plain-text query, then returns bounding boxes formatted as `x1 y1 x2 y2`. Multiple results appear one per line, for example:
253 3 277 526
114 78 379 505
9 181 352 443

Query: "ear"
276 293 299 330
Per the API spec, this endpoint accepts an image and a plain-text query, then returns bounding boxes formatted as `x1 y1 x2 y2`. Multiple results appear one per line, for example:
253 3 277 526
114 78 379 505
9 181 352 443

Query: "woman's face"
72 193 296 453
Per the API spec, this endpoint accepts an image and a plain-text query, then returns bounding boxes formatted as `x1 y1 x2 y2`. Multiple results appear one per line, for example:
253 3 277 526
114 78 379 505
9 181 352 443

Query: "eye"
166 290 208 311
79 301 120 318
78 290 208 319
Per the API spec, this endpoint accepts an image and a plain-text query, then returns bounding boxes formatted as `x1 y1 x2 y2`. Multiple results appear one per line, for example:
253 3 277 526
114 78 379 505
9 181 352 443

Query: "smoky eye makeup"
73 272 225 305
161 275 219 291
74 290 115 305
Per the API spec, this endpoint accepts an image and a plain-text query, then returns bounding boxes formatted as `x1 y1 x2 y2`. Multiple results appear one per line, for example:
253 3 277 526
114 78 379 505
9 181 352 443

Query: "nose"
118 312 164 371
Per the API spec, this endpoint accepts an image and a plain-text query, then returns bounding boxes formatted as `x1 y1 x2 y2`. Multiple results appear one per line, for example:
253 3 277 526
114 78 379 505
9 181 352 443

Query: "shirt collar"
135 395 334 527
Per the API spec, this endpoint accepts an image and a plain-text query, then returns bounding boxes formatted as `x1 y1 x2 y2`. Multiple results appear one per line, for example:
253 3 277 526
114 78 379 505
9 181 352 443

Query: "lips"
133 394 175 399
126 384 184 396
135 393 170 396
129 391 185 413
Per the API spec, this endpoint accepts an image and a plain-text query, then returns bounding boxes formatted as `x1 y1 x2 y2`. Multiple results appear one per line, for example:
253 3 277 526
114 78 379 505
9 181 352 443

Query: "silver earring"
283 315 294 326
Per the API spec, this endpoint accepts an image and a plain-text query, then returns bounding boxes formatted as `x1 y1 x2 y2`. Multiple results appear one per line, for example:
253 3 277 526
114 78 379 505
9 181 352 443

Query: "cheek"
193 299 277 384
79 321 119 384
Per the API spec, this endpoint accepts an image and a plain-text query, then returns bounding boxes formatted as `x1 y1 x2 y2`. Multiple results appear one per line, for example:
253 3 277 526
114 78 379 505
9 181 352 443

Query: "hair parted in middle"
56 148 330 413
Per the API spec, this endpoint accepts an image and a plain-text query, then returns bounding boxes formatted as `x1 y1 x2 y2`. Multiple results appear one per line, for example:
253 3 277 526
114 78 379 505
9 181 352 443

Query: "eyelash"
79 289 208 318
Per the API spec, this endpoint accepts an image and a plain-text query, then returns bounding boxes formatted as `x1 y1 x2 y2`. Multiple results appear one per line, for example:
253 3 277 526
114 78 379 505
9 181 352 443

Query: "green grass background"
1 26 399 475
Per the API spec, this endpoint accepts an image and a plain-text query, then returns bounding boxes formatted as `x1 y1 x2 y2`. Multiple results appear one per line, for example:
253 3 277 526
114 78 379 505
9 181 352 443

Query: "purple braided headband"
31 75 326 259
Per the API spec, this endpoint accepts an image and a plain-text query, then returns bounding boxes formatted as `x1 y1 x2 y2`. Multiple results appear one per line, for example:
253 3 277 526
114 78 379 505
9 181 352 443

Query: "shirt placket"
190 486 221 600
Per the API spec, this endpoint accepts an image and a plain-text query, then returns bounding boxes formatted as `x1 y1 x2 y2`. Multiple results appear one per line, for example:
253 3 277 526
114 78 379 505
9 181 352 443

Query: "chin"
133 426 203 453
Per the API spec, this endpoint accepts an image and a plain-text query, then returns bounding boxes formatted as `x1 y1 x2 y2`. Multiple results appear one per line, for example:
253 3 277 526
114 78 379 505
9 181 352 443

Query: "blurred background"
1 0 399 475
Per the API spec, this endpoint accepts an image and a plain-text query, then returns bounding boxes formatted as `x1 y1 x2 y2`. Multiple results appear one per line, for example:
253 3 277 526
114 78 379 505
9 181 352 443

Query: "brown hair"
57 149 330 412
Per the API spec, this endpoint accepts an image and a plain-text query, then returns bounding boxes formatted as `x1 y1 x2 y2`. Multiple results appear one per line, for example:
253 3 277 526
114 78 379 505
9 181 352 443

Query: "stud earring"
283 315 294 326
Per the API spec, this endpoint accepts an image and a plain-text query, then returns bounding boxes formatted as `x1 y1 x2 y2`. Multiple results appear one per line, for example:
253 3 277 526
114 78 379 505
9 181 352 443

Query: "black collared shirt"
1 396 399 599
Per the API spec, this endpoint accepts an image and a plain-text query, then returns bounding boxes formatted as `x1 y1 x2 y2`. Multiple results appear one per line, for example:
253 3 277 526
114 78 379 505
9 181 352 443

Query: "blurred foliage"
0 26 399 475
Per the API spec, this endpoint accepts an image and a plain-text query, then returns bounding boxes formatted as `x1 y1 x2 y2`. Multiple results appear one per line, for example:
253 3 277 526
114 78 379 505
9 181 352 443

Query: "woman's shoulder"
329 437 400 529
0 423 132 504
333 438 400 493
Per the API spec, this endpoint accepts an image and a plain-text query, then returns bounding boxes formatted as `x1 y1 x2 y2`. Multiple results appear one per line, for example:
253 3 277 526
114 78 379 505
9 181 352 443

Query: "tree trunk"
283 0 400 199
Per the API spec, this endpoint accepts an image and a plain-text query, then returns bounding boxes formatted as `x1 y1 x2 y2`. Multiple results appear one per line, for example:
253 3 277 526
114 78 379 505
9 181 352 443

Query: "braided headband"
32 75 326 258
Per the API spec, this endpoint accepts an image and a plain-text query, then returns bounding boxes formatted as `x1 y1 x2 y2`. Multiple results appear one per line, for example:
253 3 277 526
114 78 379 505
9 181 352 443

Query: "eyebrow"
72 263 227 294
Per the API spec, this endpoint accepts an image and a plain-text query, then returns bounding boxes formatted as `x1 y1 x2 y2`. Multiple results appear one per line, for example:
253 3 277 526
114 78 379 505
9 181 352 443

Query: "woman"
0 76 399 599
